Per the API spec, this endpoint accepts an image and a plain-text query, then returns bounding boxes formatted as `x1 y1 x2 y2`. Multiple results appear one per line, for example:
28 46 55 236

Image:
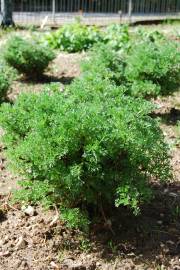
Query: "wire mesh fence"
1 0 180 26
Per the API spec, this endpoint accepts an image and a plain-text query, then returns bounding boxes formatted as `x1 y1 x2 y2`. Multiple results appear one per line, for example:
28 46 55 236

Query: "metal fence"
2 0 180 25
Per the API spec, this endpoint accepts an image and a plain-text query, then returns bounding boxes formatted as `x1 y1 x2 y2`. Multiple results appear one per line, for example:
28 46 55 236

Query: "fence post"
118 10 122 24
1 0 14 26
1 0 3 13
128 0 132 23
52 0 56 24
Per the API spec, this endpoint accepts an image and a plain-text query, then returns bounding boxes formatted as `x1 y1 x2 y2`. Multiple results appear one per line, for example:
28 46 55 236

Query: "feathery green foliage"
0 77 171 228
125 39 180 96
0 25 176 230
82 36 180 97
0 61 16 101
4 35 55 78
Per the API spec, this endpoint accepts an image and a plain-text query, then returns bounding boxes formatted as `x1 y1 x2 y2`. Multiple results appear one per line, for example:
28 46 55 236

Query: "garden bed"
0 24 180 269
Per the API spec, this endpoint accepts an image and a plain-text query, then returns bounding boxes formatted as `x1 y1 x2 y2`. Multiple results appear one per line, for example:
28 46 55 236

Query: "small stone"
63 258 74 265
156 254 163 261
0 251 10 257
4 236 9 243
22 205 35 216
50 215 59 227
157 220 163 225
127 252 135 257
50 261 59 269
169 192 177 198
15 236 27 250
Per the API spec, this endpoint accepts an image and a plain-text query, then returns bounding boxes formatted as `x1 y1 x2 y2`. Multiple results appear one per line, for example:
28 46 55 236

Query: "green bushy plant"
126 80 161 97
45 22 102 52
4 35 55 78
45 23 130 53
135 28 166 42
81 43 126 85
82 37 180 97
12 180 55 208
102 24 130 50
125 39 180 96
0 66 11 100
0 61 16 101
0 76 171 229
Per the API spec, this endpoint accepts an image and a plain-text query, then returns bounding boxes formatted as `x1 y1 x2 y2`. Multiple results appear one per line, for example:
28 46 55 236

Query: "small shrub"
0 77 171 229
0 67 10 100
126 80 161 98
102 24 130 50
136 28 166 43
0 61 15 101
4 35 55 78
81 43 126 85
45 23 130 53
45 22 102 52
82 37 180 97
125 39 180 96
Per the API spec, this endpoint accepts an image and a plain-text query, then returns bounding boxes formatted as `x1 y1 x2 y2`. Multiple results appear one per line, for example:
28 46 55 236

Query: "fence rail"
1 0 180 25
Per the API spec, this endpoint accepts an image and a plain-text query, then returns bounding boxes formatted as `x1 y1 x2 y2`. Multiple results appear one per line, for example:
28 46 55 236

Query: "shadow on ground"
151 108 180 126
19 74 75 85
87 182 180 268
0 211 7 223
0 196 7 223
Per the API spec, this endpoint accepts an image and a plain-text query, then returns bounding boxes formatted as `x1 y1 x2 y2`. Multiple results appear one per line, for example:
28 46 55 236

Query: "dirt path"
154 92 180 182
8 52 84 100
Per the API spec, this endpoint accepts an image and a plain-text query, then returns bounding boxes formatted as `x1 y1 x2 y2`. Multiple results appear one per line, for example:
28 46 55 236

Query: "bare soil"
0 47 180 270
8 52 84 100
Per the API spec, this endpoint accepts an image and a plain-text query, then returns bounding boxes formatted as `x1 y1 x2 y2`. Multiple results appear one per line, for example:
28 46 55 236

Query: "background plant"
45 22 102 52
125 39 180 96
45 22 131 53
135 28 166 42
82 36 180 97
0 60 16 101
81 43 126 85
102 24 130 50
4 35 55 78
